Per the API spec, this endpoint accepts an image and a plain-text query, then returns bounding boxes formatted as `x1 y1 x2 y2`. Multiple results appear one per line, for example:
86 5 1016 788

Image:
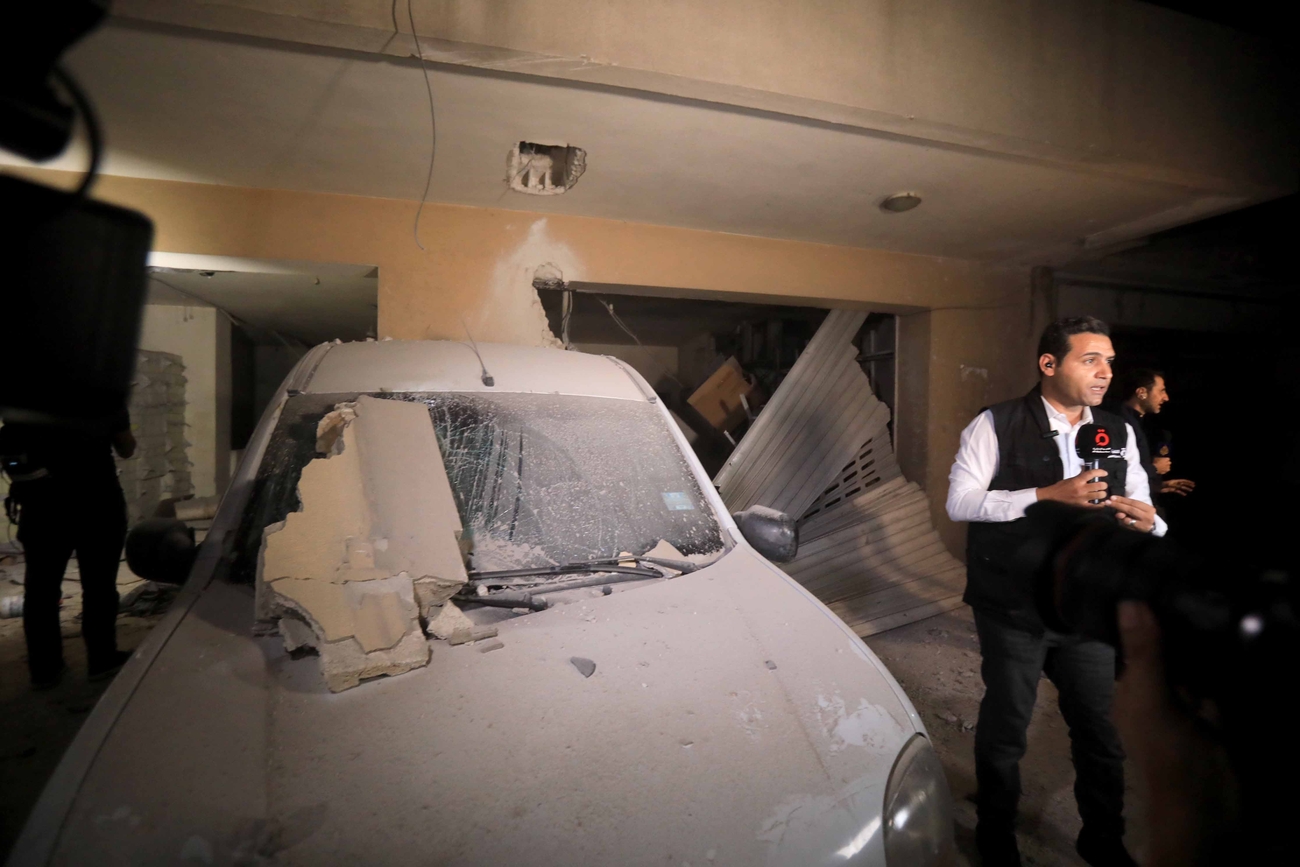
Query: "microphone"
1076 423 1121 504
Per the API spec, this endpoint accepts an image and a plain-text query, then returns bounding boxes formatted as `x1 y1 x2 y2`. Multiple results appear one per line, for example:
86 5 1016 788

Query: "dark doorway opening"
1109 325 1295 558
537 287 896 476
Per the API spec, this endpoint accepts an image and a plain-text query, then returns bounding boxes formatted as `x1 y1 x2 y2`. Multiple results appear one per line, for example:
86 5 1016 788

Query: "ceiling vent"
507 141 586 195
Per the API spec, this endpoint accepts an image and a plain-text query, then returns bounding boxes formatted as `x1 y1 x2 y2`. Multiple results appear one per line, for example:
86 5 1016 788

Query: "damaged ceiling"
0 20 1267 263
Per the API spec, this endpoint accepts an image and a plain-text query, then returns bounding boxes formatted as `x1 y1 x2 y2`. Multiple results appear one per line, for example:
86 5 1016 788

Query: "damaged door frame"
534 278 927 494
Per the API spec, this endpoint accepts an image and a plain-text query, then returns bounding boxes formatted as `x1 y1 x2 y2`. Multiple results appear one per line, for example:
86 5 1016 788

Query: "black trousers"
973 610 1126 840
19 482 127 680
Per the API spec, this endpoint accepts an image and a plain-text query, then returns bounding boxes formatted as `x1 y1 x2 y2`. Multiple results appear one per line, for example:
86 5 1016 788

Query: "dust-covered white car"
10 340 953 867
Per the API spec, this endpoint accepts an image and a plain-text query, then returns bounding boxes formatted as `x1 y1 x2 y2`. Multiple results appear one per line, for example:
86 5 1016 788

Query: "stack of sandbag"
117 351 192 524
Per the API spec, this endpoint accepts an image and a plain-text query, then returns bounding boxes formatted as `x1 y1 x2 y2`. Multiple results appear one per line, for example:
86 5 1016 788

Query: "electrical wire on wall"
560 289 573 349
407 0 438 250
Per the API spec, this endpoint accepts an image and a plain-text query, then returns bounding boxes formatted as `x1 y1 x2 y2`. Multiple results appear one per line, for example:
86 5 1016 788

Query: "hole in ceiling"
507 141 587 195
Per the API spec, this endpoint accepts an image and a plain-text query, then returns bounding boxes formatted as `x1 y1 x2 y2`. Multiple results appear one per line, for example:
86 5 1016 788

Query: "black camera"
1014 501 1297 852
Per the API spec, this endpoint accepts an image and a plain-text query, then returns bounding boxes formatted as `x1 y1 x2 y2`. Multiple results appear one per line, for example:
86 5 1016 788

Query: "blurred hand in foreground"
1114 601 1238 867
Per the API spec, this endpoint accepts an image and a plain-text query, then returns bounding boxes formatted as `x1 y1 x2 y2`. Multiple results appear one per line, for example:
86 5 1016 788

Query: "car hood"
43 546 923 867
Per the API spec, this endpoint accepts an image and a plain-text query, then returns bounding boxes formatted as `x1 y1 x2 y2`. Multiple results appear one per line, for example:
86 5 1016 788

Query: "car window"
417 392 724 569
228 392 724 583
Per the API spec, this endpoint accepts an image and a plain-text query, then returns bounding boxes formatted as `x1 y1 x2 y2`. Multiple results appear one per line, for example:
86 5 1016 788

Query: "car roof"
301 339 651 401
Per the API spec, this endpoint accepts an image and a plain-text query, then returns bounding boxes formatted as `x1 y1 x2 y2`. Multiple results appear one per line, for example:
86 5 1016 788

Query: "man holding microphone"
947 316 1164 867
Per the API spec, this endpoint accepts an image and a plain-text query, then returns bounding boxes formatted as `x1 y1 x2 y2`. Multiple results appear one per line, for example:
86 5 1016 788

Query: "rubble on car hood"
257 395 468 691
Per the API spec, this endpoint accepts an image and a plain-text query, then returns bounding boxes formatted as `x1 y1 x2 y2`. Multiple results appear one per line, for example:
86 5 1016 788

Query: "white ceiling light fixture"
880 192 922 213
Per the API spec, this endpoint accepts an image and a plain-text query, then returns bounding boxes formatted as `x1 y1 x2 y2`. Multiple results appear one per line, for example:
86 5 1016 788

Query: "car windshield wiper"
457 554 708 612
467 555 698 587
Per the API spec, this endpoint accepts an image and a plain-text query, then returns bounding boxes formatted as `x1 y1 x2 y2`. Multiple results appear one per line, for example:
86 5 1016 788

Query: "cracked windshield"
410 392 726 571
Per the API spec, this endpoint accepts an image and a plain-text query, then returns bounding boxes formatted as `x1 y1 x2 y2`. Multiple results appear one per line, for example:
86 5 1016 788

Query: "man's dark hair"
1037 316 1110 366
1116 368 1164 399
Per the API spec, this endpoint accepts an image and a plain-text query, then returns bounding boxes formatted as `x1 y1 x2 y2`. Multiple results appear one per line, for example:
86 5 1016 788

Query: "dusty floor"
865 606 1149 866
0 557 1144 865
0 555 170 859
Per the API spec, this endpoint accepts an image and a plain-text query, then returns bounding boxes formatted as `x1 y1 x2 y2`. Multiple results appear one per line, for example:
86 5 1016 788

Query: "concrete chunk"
258 397 467 691
447 625 499 646
279 614 317 654
426 600 474 640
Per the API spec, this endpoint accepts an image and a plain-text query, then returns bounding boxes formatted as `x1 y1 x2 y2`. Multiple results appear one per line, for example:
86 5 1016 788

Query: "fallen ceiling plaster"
257 395 468 691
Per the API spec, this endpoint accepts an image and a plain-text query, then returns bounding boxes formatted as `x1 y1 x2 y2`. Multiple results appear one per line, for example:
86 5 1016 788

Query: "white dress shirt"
947 397 1167 537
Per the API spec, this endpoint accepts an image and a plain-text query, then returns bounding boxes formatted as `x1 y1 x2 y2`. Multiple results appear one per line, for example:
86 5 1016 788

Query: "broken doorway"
538 288 895 475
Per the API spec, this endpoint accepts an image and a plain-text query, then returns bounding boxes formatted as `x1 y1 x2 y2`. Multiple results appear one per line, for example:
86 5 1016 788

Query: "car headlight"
883 734 955 866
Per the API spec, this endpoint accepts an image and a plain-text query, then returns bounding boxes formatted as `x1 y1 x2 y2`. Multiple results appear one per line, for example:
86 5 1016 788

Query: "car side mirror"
732 506 798 563
124 518 197 585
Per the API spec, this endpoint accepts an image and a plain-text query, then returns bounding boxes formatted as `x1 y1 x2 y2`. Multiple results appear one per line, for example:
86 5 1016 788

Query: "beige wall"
24 166 1035 556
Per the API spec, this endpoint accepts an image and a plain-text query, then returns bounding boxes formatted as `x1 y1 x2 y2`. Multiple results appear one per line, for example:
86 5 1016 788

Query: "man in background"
0 414 135 688
1110 369 1195 500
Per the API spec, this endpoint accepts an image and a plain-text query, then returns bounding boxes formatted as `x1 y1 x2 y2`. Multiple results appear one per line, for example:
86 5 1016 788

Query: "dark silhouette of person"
1 412 135 688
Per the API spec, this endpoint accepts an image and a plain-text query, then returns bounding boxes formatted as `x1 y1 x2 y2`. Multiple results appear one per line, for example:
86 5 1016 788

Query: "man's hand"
1115 601 1237 866
1036 468 1108 507
1162 478 1195 496
1106 494 1157 532
1152 456 1172 475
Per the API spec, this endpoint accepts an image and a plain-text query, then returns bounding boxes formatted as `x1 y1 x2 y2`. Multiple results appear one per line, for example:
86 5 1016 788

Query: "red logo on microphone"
1094 430 1110 447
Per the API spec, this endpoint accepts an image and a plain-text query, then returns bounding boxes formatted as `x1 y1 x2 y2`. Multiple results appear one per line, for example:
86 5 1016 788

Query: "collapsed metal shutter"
715 309 965 637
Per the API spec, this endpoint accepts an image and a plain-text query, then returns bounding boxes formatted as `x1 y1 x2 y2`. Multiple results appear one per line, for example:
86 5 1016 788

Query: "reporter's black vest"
964 387 1128 632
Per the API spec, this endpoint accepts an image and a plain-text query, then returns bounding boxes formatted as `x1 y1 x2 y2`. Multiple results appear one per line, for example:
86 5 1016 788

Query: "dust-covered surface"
0 557 169 859
36 543 928 865
865 605 1151 866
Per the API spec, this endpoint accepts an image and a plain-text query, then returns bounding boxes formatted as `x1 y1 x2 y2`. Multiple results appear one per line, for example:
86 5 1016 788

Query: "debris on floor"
426 599 474 640
570 656 597 678
714 309 964 636
117 581 180 618
257 395 468 691
446 625 498 646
